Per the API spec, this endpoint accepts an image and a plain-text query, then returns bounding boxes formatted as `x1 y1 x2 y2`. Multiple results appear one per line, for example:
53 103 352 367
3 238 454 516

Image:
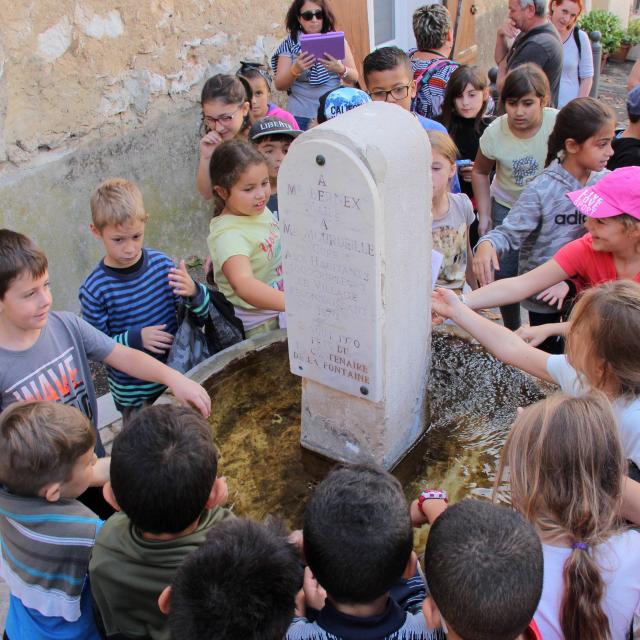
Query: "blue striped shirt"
79 249 209 408
271 35 337 86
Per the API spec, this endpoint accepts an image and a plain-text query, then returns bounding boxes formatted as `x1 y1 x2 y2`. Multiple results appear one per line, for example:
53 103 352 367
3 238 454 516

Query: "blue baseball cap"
628 85 640 118
317 87 371 124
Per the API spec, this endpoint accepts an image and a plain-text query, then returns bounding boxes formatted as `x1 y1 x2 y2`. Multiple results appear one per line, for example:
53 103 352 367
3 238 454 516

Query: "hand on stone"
141 324 174 354
473 241 499 287
167 373 212 418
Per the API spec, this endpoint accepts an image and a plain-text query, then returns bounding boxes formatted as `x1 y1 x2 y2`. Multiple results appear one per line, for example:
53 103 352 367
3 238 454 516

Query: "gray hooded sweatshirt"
477 161 608 313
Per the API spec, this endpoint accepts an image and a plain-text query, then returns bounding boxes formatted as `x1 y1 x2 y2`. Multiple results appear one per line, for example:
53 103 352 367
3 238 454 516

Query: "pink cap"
566 166 640 220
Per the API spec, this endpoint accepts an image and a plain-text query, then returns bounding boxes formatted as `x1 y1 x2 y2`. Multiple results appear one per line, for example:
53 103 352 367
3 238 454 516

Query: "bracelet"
341 65 349 80
417 489 448 512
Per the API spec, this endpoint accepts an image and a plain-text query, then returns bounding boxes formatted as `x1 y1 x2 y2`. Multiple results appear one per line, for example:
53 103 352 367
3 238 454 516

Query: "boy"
362 46 448 135
0 229 210 456
81 178 210 415
89 404 232 640
422 500 543 640
158 518 303 640
0 402 109 639
249 116 301 220
286 464 439 640
608 85 640 171
362 46 460 194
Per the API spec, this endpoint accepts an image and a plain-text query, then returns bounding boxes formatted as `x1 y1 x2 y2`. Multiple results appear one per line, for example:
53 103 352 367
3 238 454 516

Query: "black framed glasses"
368 84 411 102
300 9 324 20
202 105 244 130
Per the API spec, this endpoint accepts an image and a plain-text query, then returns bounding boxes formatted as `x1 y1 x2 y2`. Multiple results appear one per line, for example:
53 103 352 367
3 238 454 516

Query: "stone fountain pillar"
279 102 432 469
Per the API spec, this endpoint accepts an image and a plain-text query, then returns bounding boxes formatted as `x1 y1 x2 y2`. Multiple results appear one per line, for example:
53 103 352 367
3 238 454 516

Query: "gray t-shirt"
507 23 564 107
0 311 115 453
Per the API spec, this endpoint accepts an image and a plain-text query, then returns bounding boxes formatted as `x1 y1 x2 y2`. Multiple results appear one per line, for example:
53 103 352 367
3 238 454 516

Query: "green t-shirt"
207 209 283 309
479 107 558 208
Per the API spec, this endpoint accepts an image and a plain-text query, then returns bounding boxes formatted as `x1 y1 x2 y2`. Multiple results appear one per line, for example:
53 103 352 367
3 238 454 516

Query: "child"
431 280 640 478
196 74 252 199
471 63 558 330
89 404 232 640
472 97 614 352
0 229 210 456
208 140 284 337
287 463 439 640
495 392 640 639
439 65 493 209
249 116 301 220
80 178 211 416
422 500 544 640
362 46 448 135
608 85 640 171
237 61 299 129
428 131 475 290
462 166 640 347
0 402 109 639
159 518 303 640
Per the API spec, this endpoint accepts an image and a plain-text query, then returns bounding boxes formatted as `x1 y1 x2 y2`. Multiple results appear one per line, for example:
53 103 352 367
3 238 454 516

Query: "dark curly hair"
284 0 337 41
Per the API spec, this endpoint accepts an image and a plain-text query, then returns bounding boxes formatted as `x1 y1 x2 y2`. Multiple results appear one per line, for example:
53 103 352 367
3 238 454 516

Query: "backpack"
411 55 459 118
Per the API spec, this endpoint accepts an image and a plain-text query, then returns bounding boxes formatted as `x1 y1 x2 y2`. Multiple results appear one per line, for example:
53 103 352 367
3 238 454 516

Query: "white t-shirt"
535 531 640 639
547 355 640 468
558 29 594 108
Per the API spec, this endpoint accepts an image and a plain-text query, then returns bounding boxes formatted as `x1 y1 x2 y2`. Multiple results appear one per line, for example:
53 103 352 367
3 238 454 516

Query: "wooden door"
448 0 477 63
331 0 370 82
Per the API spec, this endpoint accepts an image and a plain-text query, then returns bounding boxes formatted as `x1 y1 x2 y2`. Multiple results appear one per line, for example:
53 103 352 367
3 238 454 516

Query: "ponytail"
545 97 615 166
560 546 611 640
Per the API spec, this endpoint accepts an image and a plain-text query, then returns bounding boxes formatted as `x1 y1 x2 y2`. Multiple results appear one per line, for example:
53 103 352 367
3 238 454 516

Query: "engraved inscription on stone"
280 140 381 401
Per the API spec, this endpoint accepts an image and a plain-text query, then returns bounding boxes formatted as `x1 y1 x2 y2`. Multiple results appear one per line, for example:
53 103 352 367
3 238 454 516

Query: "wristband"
417 489 448 512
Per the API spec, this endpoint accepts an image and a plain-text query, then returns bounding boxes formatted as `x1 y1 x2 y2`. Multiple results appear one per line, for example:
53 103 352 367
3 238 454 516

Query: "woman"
271 0 358 131
548 0 593 107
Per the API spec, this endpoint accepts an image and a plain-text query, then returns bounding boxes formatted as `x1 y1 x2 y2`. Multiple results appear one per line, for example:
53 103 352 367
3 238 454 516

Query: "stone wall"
0 0 288 310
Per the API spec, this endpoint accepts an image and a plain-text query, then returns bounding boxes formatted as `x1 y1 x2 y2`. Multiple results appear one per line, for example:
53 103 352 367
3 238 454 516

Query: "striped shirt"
271 35 337 87
0 488 102 638
408 50 458 119
79 248 209 408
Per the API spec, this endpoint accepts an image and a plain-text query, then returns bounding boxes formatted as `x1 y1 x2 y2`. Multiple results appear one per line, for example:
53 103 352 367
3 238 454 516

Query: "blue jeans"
492 199 521 331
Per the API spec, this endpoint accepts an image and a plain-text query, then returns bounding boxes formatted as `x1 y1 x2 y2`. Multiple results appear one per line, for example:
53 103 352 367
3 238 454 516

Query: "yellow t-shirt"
207 209 283 310
479 107 558 208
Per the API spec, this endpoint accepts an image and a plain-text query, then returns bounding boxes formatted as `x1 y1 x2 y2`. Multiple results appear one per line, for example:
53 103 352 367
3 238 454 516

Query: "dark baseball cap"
249 116 302 142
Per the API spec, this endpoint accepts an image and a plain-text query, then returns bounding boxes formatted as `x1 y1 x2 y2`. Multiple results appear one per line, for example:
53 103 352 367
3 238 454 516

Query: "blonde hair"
566 280 640 397
494 392 624 640
90 178 149 230
0 402 95 496
427 130 458 166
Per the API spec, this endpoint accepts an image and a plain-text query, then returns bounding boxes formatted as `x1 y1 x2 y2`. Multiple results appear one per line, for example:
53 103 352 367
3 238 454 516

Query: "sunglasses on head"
300 9 323 20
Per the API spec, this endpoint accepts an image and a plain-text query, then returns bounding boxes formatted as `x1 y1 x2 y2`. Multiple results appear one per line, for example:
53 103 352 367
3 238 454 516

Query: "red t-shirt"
525 619 542 639
554 233 640 287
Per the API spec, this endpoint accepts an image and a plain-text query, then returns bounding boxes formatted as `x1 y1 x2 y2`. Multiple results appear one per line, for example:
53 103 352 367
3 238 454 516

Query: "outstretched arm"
432 288 553 382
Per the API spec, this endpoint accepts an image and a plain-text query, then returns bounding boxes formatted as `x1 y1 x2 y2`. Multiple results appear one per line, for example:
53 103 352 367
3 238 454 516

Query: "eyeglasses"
202 105 244 129
300 9 324 20
368 84 411 102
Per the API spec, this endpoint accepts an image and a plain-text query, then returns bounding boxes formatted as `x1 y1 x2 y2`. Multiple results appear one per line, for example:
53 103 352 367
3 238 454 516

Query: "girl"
236 61 299 129
428 131 476 290
207 140 284 337
271 0 358 131
496 392 640 640
471 64 558 330
439 65 494 246
472 98 614 353
197 74 252 200
432 280 640 478
548 0 594 107
462 166 640 346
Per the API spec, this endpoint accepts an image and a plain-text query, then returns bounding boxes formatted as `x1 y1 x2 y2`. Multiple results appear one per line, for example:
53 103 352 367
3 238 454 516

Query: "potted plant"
625 18 640 61
578 10 624 65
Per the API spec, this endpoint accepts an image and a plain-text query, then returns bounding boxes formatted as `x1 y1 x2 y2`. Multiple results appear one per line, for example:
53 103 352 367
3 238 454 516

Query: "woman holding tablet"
272 0 358 130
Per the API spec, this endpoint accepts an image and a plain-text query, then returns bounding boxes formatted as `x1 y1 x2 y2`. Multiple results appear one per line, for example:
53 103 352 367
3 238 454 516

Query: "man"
494 0 563 106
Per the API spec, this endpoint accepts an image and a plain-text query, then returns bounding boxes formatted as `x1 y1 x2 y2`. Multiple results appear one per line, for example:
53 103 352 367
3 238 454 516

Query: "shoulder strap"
414 58 459 90
573 28 583 80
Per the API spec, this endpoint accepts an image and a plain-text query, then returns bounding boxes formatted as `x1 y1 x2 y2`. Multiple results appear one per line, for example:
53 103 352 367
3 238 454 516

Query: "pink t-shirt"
554 233 640 286
267 103 300 129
